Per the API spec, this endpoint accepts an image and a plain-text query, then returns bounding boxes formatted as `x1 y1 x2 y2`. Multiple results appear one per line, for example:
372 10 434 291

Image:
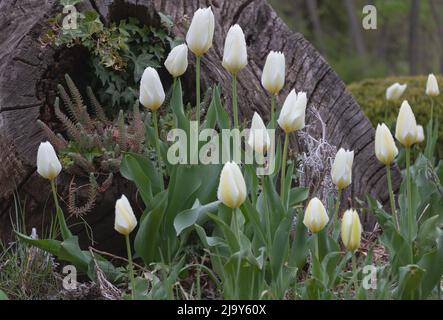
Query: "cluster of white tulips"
33 5 441 299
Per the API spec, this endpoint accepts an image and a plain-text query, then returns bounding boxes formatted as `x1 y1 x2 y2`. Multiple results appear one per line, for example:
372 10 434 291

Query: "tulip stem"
196 55 201 130
430 97 434 137
232 208 242 299
153 110 164 190
405 147 414 245
351 253 358 296
125 234 136 300
271 95 276 129
261 176 273 249
50 180 71 240
280 132 289 206
386 164 399 231
332 188 342 236
314 233 320 262
232 74 239 130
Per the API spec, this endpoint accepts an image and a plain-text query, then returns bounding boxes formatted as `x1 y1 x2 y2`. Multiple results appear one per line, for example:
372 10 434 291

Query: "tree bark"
408 0 420 75
305 0 325 55
0 0 400 248
429 0 443 73
343 0 367 58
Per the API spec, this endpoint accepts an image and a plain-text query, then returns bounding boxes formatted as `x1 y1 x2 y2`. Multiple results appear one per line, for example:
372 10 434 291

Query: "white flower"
186 7 215 57
277 90 307 133
395 100 418 147
261 51 285 95
375 123 398 165
341 209 362 252
303 197 329 233
247 112 270 154
331 148 354 190
222 24 248 75
416 125 425 143
139 67 165 110
165 44 188 78
217 161 247 209
114 195 137 236
426 73 439 96
386 83 407 101
37 141 62 180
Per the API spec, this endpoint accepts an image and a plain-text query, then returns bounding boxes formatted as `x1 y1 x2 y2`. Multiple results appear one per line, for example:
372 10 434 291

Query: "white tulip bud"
139 67 165 111
186 7 215 57
416 125 425 144
165 44 188 78
277 90 307 133
222 24 247 75
37 141 62 181
426 73 439 96
331 148 354 190
341 209 362 252
247 112 270 154
114 195 137 236
217 161 247 209
386 83 407 101
261 51 285 95
375 123 398 165
303 197 329 233
395 100 418 147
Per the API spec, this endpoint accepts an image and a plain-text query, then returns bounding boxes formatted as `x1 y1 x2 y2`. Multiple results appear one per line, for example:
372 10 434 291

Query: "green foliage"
348 75 443 157
367 153 443 299
38 74 148 175
42 3 177 108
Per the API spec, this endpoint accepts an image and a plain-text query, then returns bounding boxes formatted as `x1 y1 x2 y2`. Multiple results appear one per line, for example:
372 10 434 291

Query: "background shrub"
348 75 443 157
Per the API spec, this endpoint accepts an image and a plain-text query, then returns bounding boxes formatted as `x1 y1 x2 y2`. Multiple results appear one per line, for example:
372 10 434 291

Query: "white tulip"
416 125 425 143
222 24 247 75
341 209 362 252
331 148 354 190
277 90 307 133
395 100 418 147
37 141 62 181
261 51 285 95
217 161 247 209
303 197 329 233
375 123 398 165
426 73 439 96
114 195 137 236
247 112 270 154
139 67 165 111
186 7 215 57
386 83 407 101
165 44 188 78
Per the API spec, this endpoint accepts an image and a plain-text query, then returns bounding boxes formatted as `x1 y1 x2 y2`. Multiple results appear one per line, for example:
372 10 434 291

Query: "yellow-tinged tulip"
139 67 165 110
386 83 407 101
247 112 270 154
277 90 307 133
303 197 329 233
395 100 418 147
222 24 247 75
114 195 137 236
261 51 285 95
426 73 439 96
165 44 188 78
416 125 425 143
341 209 362 252
375 123 398 165
37 141 62 181
186 7 215 57
331 148 354 190
217 161 247 209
